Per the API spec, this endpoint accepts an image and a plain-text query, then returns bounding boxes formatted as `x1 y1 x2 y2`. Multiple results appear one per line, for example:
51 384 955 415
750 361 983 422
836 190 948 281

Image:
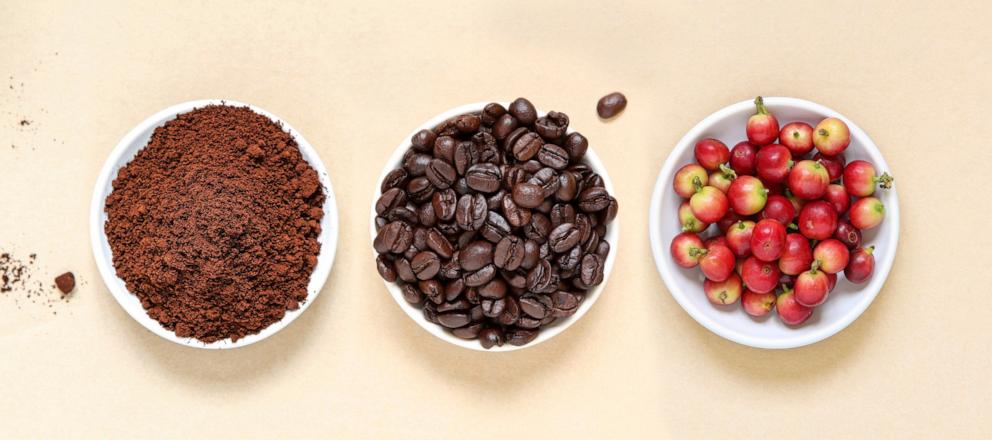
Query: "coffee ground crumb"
104 105 324 343
55 272 75 295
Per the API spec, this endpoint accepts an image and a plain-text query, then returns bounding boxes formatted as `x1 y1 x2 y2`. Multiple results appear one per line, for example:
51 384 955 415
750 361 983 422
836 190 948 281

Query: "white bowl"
371 102 619 352
90 99 339 349
649 97 899 349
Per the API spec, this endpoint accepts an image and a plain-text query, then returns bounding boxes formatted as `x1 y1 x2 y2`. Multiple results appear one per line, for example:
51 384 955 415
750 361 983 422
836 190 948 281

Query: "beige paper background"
1 0 990 438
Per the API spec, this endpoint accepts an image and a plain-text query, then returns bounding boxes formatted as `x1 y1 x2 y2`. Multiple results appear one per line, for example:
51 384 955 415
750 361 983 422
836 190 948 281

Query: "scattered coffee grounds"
19 119 31 126
374 98 618 349
104 105 324 343
55 272 75 295
596 92 627 119
0 251 63 310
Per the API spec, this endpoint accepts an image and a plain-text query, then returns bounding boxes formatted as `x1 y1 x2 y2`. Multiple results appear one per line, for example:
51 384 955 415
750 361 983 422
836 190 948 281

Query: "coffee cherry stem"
754 96 769 115
877 172 894 189
810 260 821 274
787 222 798 231
688 247 708 258
865 245 875 255
719 164 737 180
692 175 703 192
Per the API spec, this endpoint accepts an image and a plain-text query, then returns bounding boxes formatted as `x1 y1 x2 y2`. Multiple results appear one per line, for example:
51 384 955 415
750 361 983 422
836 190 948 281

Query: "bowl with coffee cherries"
649 96 898 349
372 98 619 351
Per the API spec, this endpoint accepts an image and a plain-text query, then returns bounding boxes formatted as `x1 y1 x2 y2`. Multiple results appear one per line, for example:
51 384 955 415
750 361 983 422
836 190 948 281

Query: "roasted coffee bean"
537 143 569 170
465 286 480 304
494 235 525 271
558 245 584 273
516 316 542 329
375 100 617 349
596 92 627 119
425 228 454 258
437 298 471 313
486 189 505 210
411 251 441 280
501 196 532 228
403 153 432 177
502 126 528 152
374 221 413 254
464 264 497 287
506 328 538 346
551 291 582 318
580 253 604 286
439 259 461 279
548 223 581 253
445 278 465 301
497 296 521 326
550 204 576 227
425 158 456 189
480 211 511 243
503 270 528 289
520 294 553 319
433 136 456 163
562 132 588 161
478 279 507 300
478 327 505 349
577 186 611 212
454 114 481 133
527 260 557 293
529 167 560 198
431 189 457 221
459 240 493 271
586 174 605 189
456 230 476 250
412 227 428 250
601 197 619 225
481 297 506 318
411 129 436 153
509 97 538 126
438 312 471 328
523 214 551 242
493 114 518 140
511 183 545 209
521 160 543 174
385 207 417 225
453 141 478 176
453 323 484 339
455 193 487 231
400 283 423 304
395 258 416 282
465 163 502 193
376 255 397 282
375 187 406 216
481 103 507 126
534 111 569 141
596 240 611 260
520 239 541 270
419 279 444 304
470 304 484 321
380 168 409 193
511 131 543 161
423 303 439 324
417 203 437 227
406 176 434 204
556 171 579 201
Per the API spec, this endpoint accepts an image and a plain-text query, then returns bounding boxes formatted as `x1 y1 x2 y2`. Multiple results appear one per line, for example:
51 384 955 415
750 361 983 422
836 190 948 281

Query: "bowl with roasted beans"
371 99 620 351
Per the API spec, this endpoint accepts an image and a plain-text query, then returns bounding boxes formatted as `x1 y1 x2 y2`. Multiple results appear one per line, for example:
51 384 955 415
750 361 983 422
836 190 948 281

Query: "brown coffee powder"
105 105 324 342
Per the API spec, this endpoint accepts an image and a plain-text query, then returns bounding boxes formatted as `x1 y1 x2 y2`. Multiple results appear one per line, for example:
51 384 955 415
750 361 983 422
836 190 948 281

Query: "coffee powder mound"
104 105 324 343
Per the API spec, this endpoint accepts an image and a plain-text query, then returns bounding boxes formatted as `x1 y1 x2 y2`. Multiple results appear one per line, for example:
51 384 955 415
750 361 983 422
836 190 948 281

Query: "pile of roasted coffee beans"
374 98 618 349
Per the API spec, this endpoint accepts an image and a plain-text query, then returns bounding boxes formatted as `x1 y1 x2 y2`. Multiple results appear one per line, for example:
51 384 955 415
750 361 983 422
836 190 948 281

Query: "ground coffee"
105 105 324 343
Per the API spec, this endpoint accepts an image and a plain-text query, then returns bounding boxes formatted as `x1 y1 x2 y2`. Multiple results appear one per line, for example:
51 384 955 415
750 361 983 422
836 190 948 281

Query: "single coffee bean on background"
596 92 627 119
373 98 618 349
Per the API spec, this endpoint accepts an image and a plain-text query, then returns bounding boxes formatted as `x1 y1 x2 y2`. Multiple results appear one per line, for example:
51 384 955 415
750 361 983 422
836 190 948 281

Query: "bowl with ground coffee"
91 100 338 349
371 99 619 351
